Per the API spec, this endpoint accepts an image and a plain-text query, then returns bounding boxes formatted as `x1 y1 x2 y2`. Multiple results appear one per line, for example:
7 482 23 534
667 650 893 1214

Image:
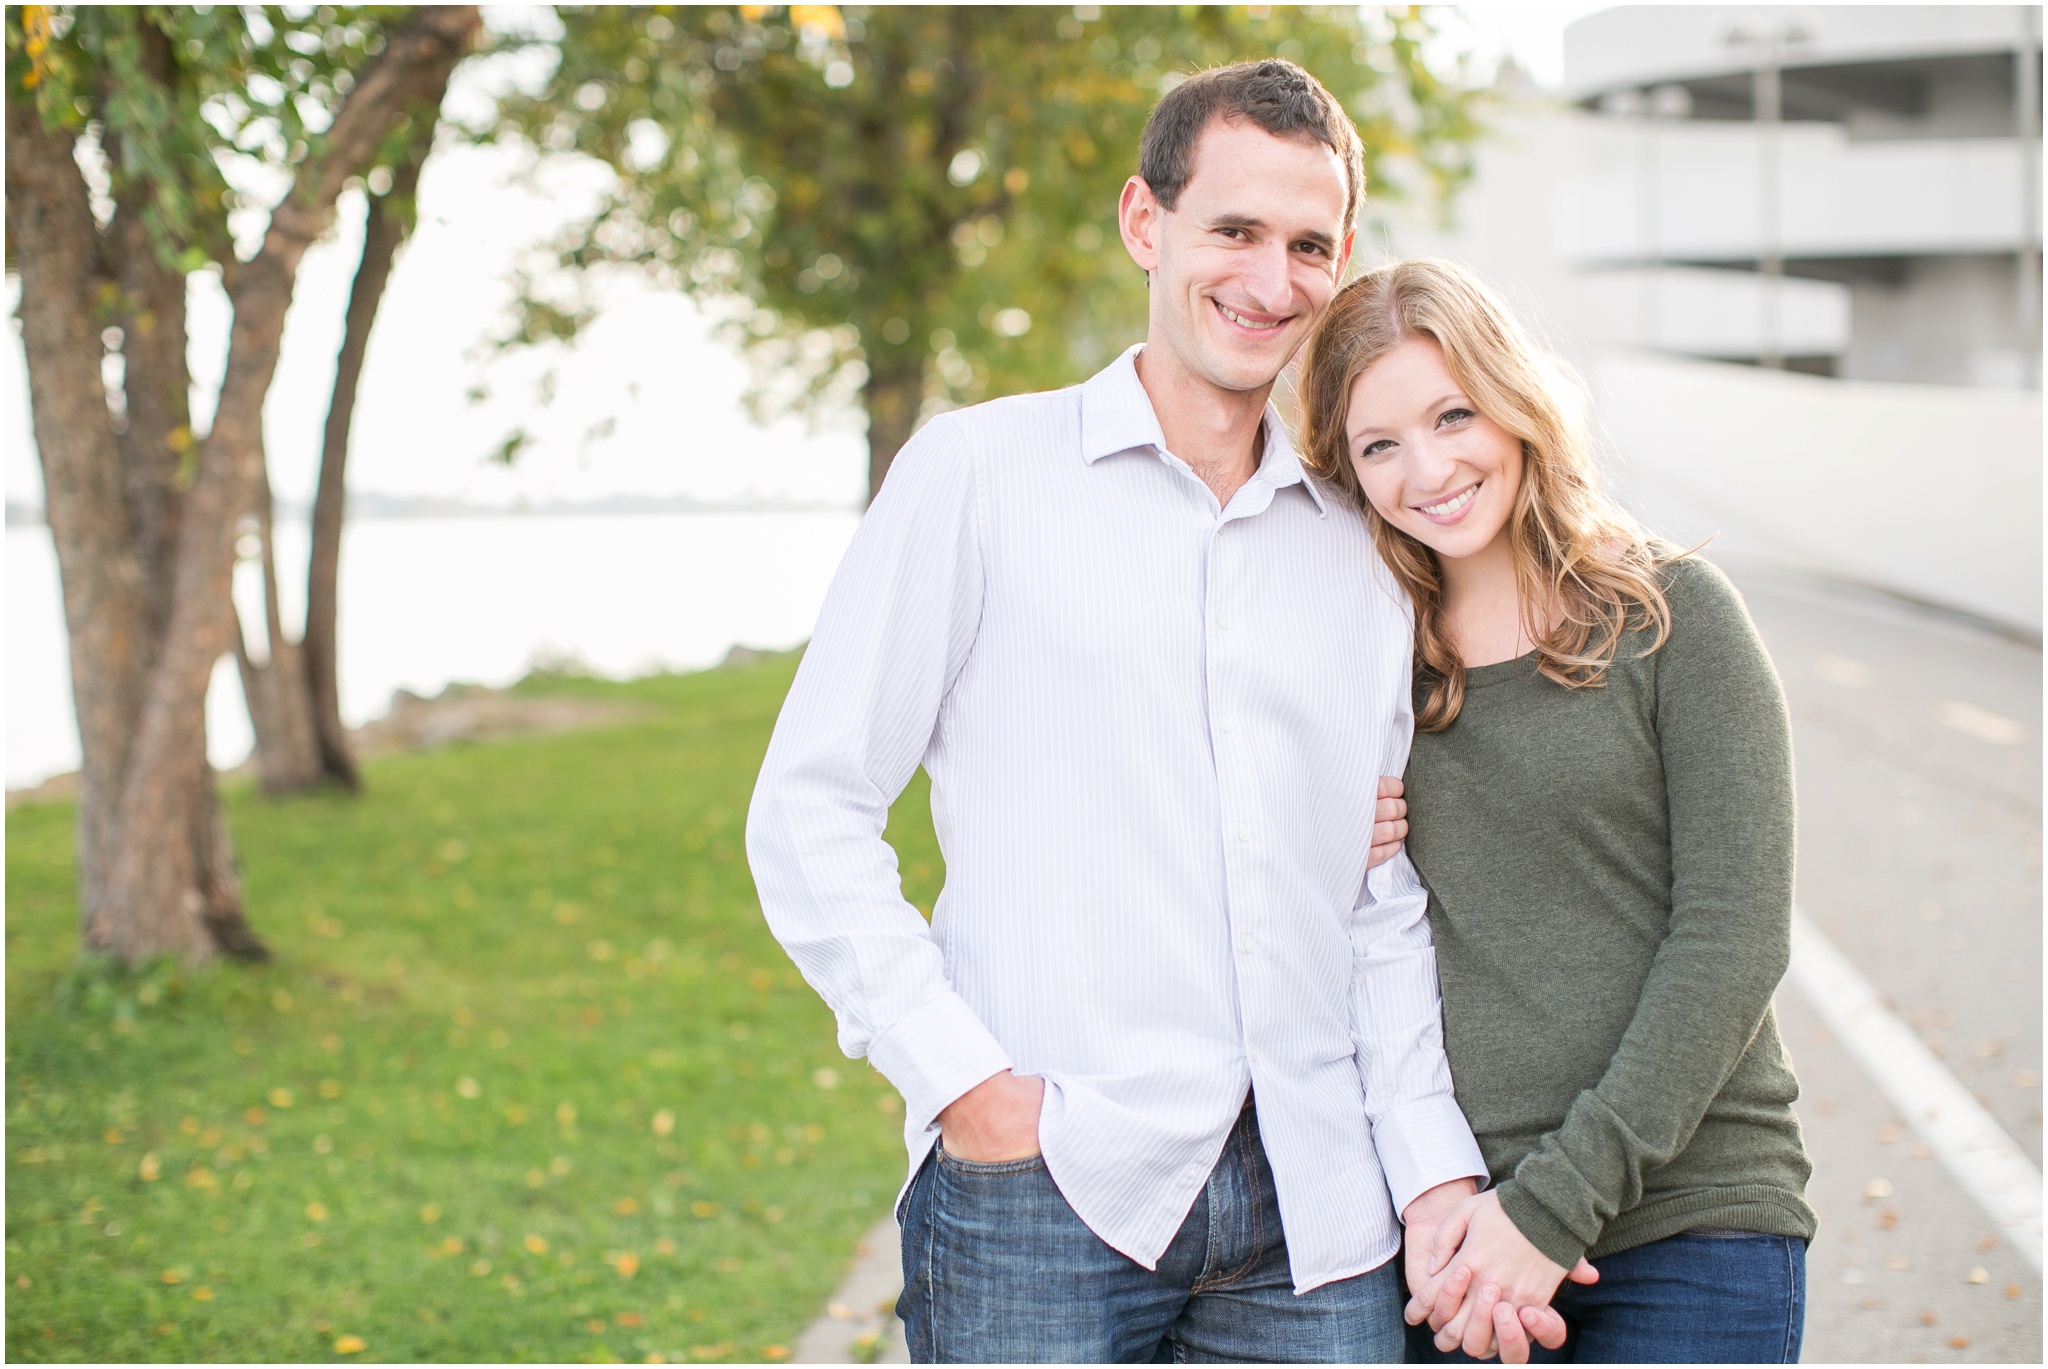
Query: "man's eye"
1295 241 1327 257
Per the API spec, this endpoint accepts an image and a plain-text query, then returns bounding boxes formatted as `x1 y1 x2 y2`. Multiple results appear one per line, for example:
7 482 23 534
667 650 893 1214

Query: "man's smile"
1214 299 1288 333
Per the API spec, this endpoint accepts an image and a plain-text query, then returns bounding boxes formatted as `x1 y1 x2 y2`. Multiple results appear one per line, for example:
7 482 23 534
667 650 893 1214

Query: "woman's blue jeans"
1405 1228 1808 1364
896 1103 1406 1363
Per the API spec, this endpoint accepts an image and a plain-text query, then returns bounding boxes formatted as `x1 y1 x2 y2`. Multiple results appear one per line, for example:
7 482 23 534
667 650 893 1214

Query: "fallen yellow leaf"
655 1237 678 1256
160 1269 183 1284
319 1080 343 1099
191 1286 214 1302
334 1334 366 1354
138 1153 162 1182
614 1197 640 1215
267 1088 294 1109
762 1345 790 1361
524 1234 548 1254
420 1204 441 1224
651 1109 675 1137
306 1202 329 1222
610 1251 640 1278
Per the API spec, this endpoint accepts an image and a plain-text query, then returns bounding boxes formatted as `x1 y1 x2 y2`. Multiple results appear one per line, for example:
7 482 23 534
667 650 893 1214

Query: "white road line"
1788 909 2043 1273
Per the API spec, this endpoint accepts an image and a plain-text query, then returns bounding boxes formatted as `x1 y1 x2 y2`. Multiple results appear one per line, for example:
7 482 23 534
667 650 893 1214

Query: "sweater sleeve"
1492 558 1796 1267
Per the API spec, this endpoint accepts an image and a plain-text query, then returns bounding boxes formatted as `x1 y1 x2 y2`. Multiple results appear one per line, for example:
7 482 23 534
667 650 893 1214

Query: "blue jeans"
1405 1229 1807 1364
897 1103 1405 1363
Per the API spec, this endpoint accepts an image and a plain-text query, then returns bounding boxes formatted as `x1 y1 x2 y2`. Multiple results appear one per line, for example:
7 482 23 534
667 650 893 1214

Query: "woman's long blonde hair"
1298 257 1676 732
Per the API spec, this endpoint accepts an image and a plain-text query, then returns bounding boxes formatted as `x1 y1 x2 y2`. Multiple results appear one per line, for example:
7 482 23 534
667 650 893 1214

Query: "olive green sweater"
1404 555 1816 1269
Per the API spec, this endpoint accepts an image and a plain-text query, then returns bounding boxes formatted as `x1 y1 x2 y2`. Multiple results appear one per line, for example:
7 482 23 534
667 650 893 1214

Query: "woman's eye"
1354 438 1395 460
1437 407 1474 428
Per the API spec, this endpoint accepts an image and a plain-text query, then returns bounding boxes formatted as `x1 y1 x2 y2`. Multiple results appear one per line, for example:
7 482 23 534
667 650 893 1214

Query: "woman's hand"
1368 775 1408 868
1410 1191 1597 1361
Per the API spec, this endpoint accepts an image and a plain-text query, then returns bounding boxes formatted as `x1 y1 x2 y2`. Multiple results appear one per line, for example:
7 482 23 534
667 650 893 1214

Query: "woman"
1298 258 1815 1364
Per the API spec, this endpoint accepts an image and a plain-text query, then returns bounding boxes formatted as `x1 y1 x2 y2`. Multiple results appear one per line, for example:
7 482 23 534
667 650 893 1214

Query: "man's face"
1120 118 1353 394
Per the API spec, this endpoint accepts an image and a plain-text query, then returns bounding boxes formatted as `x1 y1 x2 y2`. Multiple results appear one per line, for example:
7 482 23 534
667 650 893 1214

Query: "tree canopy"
486 5 1487 496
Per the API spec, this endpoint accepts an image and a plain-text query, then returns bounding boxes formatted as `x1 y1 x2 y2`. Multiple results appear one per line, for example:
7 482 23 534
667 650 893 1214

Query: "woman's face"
1344 336 1524 562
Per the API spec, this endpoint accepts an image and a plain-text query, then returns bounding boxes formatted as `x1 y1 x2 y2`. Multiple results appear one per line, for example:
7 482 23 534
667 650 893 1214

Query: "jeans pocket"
935 1144 1045 1177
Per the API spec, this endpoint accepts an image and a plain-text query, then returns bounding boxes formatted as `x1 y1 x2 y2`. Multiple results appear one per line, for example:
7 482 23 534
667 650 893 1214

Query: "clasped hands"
1402 1182 1598 1363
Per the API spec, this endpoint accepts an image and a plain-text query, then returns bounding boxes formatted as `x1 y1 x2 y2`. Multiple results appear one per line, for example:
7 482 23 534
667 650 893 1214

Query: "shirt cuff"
1371 1095 1489 1217
865 989 1015 1137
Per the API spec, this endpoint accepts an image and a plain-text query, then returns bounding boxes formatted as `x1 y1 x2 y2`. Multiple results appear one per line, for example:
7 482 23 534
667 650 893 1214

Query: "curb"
793 1217 910 1363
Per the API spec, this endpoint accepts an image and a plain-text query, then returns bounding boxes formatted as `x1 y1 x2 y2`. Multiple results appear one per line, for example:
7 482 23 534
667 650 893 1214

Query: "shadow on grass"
5 655 944 1363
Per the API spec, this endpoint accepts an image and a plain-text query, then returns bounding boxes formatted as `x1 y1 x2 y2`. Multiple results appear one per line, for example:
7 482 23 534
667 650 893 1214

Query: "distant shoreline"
4 495 860 527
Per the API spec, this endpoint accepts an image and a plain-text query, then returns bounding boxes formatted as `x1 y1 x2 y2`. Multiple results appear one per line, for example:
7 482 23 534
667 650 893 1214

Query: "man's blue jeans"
896 1103 1404 1363
1405 1229 1808 1364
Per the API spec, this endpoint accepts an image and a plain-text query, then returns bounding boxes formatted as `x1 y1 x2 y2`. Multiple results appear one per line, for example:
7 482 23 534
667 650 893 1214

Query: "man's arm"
745 415 1012 1139
1345 842 1487 1209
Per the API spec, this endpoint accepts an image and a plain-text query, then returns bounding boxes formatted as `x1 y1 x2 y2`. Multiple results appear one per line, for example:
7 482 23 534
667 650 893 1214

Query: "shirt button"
1239 935 1256 954
1236 824 1251 842
1217 613 1232 631
1219 719 1234 734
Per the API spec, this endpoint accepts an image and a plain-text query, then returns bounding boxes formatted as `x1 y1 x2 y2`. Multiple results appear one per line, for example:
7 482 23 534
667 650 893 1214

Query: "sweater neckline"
1461 649 1541 689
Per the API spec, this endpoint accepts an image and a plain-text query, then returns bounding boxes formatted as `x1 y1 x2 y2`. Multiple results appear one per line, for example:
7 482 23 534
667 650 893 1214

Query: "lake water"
6 512 861 789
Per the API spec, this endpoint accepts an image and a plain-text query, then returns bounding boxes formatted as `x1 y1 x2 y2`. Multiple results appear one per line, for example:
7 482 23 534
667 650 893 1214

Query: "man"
750 61 1496 1363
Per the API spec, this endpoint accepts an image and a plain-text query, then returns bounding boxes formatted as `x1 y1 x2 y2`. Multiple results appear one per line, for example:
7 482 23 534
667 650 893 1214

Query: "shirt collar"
1078 345 1328 518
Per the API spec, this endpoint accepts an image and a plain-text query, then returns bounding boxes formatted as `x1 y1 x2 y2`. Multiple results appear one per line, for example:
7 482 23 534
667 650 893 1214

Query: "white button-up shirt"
747 346 1484 1292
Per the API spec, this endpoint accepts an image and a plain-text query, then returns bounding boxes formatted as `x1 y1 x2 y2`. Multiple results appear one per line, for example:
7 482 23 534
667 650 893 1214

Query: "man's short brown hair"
1138 59 1365 229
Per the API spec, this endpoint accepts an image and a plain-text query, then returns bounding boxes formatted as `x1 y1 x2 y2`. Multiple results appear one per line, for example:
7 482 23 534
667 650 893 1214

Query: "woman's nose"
1405 435 1459 491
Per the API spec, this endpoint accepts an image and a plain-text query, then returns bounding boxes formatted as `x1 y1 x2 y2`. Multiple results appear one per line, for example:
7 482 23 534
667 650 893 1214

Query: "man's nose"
1239 239 1293 312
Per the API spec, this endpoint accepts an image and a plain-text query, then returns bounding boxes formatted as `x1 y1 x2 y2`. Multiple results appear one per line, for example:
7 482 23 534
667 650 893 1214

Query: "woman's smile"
1415 481 1482 524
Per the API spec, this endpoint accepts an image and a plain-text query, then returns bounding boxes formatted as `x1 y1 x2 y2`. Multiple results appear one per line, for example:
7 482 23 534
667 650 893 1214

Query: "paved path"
794 1218 907 1364
1738 568 2041 1362
796 567 2042 1363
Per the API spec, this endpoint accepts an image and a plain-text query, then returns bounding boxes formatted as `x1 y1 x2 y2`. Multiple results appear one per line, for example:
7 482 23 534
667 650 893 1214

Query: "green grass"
5 655 947 1363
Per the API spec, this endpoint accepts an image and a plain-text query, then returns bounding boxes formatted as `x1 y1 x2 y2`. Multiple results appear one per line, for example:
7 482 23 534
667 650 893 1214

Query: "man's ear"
1119 175 1162 275
1336 227 1356 281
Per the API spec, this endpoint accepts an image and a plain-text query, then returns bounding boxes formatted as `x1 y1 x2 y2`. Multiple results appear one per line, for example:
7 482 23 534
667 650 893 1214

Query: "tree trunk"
301 118 438 792
863 348 926 501
101 6 477 952
236 456 326 794
8 6 479 964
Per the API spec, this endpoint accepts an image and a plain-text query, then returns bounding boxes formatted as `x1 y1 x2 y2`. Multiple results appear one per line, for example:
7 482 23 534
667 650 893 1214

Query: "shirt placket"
1206 477 1278 1078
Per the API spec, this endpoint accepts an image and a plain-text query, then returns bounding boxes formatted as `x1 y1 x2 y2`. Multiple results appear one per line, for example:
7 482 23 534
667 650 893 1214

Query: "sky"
2 5 1612 513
